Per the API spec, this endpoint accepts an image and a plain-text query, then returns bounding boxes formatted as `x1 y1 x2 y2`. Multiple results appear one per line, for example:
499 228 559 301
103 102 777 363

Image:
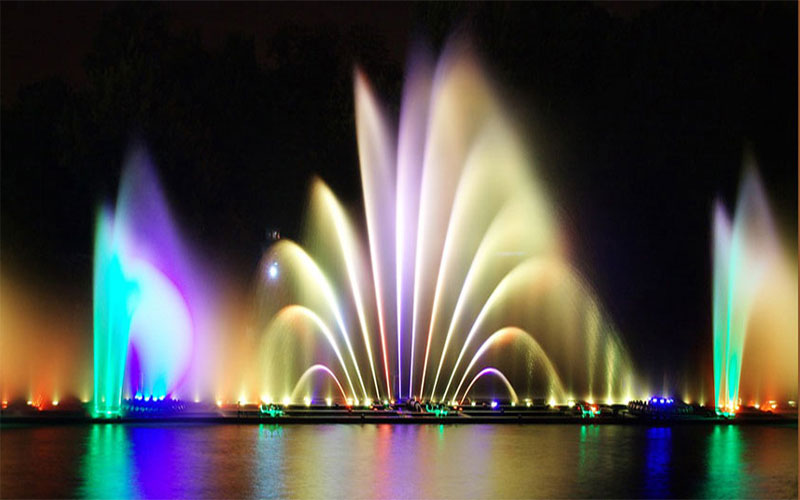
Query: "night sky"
2 2 797 392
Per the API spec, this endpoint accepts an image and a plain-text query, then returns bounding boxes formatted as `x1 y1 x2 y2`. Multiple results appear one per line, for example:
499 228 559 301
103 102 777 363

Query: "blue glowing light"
268 262 279 280
490 401 498 409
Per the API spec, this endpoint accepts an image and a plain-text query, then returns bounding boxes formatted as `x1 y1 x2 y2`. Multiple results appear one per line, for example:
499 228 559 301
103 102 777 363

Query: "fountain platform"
2 404 795 426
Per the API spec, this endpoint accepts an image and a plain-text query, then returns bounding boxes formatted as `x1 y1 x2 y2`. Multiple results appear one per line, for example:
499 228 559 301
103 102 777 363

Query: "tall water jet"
93 148 212 415
712 166 797 415
253 42 637 405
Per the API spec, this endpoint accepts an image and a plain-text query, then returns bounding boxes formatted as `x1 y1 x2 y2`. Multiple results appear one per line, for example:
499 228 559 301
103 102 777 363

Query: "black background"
2 1 796 392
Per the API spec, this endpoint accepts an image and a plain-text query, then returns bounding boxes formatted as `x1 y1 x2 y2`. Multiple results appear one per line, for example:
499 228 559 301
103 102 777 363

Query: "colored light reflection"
643 427 672 498
1 424 794 498
703 426 746 498
80 425 140 498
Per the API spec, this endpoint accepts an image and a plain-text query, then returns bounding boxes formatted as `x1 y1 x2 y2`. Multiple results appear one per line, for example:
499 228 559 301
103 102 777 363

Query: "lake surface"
1 423 796 499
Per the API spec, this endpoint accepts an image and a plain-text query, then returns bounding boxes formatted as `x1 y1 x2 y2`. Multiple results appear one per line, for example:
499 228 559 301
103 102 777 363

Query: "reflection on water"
254 423 286 495
644 427 672 498
704 426 743 499
1 423 796 499
81 425 139 498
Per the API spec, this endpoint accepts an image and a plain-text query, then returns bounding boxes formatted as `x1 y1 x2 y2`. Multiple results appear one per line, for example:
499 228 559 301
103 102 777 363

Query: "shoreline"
2 412 795 426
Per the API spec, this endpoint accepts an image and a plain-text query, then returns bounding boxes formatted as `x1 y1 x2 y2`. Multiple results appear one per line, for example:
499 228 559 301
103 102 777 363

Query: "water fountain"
252 43 636 406
93 149 214 416
11 45 795 420
712 165 797 415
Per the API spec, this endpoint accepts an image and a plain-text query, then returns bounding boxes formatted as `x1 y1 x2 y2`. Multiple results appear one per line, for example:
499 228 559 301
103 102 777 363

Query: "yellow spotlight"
52 400 59 406
282 397 291 406
326 397 332 407
304 396 311 406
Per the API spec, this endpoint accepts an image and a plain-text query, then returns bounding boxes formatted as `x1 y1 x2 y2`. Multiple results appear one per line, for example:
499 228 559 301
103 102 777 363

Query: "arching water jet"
289 364 349 405
449 327 567 405
459 367 519 405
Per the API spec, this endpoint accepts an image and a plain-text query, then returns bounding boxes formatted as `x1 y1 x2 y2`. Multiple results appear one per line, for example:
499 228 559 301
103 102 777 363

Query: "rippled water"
1 423 796 499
